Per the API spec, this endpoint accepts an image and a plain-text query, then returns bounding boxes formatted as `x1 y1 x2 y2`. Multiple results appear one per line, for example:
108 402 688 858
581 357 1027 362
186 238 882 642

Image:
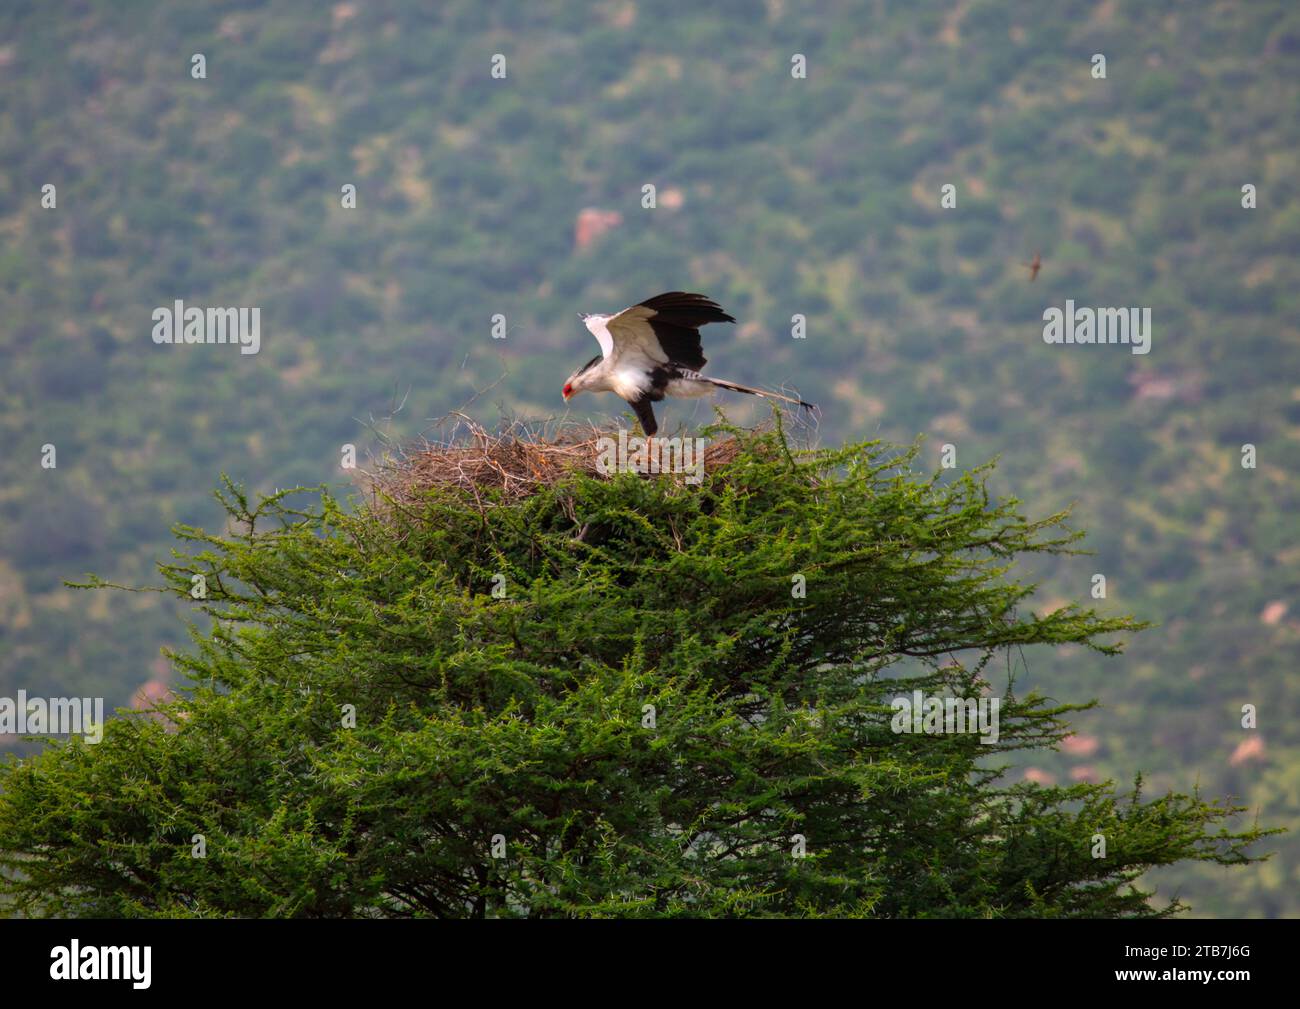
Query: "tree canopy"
0 422 1270 917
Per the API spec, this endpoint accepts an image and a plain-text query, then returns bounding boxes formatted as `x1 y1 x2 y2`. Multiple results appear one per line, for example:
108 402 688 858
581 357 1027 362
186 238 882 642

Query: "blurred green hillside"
0 0 1297 916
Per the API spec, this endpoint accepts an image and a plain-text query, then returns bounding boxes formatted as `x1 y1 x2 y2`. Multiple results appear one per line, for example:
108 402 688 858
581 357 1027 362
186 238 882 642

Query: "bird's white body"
577 311 697 401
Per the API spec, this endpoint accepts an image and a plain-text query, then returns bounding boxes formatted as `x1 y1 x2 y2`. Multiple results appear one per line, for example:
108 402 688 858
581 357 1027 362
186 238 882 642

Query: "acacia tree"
0 422 1269 917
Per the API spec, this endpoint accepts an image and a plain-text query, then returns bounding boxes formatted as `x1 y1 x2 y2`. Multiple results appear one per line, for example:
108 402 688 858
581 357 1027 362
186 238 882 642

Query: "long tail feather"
697 375 817 413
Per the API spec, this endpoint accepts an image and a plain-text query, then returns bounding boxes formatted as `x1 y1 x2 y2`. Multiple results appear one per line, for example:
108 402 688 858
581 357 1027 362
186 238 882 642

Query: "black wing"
637 292 735 371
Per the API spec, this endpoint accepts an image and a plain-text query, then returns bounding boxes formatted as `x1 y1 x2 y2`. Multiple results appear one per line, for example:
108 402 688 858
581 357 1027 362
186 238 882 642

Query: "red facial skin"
562 383 572 400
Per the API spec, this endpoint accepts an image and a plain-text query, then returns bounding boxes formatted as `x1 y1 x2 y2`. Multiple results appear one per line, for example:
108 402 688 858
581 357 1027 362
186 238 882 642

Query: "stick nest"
361 415 764 511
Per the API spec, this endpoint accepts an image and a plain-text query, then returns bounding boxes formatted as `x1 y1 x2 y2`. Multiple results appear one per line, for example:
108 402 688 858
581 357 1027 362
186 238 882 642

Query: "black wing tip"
639 291 736 324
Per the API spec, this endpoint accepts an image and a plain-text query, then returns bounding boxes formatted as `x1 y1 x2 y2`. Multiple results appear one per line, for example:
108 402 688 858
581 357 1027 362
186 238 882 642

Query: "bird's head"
562 367 585 402
563 351 601 402
559 369 590 403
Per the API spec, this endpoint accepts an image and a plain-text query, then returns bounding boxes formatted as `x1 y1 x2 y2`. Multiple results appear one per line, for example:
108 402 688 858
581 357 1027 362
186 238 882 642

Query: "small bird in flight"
562 292 815 435
1024 251 1042 282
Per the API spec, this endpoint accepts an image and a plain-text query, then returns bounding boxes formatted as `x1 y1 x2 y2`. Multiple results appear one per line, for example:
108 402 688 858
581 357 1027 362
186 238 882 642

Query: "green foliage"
0 427 1270 917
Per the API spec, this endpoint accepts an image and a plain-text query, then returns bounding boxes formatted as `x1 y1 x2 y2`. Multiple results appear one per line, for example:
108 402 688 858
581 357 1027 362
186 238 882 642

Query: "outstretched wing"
604 292 733 371
582 316 614 359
